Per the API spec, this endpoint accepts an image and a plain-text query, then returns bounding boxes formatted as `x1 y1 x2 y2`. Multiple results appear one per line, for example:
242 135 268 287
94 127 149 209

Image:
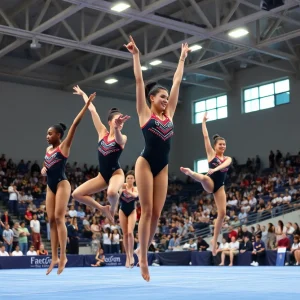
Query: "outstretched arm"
124 36 150 118
73 85 107 139
202 112 215 160
114 114 130 148
60 93 96 155
166 43 190 119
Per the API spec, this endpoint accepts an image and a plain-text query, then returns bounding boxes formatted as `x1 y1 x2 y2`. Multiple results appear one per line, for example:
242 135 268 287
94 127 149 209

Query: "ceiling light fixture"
111 2 131 12
228 28 249 38
149 60 162 66
189 45 202 52
141 66 148 71
105 78 118 84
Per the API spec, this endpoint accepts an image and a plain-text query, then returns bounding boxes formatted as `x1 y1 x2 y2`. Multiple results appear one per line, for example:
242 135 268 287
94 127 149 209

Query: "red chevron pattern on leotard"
148 115 174 141
44 150 62 169
98 135 121 156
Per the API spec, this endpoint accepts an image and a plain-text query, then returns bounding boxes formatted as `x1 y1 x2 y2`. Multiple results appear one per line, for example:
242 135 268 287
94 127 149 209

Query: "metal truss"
0 0 299 92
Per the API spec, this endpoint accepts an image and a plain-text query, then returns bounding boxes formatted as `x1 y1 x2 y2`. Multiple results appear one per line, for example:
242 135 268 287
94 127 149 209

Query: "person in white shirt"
12 245 23 256
30 214 41 251
68 205 77 218
286 236 300 266
0 245 9 256
111 229 120 253
282 193 291 204
220 237 239 266
27 245 37 256
8 183 19 215
216 238 229 254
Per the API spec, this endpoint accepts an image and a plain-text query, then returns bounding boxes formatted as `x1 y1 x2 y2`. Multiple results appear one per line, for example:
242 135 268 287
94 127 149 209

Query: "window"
243 78 290 113
195 159 209 174
193 94 228 124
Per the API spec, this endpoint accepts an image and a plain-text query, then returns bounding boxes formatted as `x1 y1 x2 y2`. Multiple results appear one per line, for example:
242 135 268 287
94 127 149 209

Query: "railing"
180 200 300 245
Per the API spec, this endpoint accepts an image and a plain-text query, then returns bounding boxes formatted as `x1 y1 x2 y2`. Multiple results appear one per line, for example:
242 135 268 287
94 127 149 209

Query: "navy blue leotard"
141 113 174 177
208 156 230 193
98 133 123 184
119 189 138 217
44 146 68 194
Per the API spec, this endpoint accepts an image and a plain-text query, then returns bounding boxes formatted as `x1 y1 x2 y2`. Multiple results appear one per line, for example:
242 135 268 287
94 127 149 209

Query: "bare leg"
219 251 227 266
135 157 153 282
229 251 234 266
180 167 214 193
45 187 59 275
55 181 71 275
127 210 137 267
147 166 168 247
211 187 226 256
119 209 129 267
72 174 113 223
107 172 124 218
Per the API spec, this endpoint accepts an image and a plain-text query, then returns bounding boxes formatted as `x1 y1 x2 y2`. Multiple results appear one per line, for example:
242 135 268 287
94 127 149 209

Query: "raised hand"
73 85 84 96
114 114 131 130
124 35 139 55
41 167 47 176
203 112 209 122
87 92 96 105
180 43 191 61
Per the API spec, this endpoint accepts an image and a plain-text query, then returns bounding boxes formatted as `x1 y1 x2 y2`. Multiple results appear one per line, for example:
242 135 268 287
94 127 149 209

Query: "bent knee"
107 189 118 199
72 190 81 199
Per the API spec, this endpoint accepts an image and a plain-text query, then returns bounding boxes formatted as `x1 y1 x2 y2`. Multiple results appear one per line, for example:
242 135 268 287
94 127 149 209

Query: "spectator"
0 244 9 256
2 223 14 254
219 236 239 266
90 234 100 254
12 245 23 256
197 236 209 251
111 229 120 254
18 221 30 255
8 183 19 215
37 244 49 255
1 210 13 227
67 217 79 255
261 225 268 246
266 223 276 250
24 207 33 225
26 245 37 256
251 235 266 266
91 247 106 267
239 235 253 253
286 235 299 266
275 220 286 243
10 221 19 249
103 228 112 254
30 214 41 251
68 205 77 218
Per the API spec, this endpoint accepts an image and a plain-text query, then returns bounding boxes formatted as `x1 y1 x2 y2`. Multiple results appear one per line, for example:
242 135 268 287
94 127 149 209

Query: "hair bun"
145 82 157 97
213 134 220 141
59 123 67 131
109 107 119 114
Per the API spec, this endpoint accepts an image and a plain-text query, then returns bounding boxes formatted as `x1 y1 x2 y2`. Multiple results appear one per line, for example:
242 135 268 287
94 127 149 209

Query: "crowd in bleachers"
0 150 300 265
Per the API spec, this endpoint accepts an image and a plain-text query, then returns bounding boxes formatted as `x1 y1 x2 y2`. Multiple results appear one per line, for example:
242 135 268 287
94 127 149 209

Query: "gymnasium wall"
0 80 143 168
169 63 300 176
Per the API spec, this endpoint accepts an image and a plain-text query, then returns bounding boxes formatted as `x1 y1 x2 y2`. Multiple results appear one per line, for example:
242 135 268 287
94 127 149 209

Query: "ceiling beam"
62 0 299 61
64 27 300 88
0 4 84 59
13 0 176 75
